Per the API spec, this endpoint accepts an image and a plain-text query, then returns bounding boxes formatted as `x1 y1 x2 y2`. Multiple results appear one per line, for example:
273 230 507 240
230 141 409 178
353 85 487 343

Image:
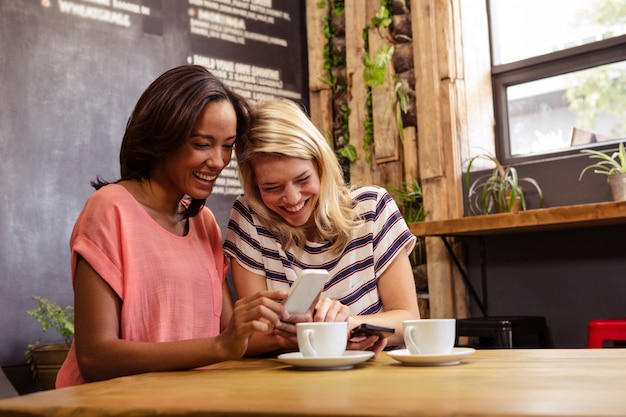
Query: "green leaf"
465 153 543 215
26 296 74 344
371 5 391 28
337 144 357 162
579 142 626 179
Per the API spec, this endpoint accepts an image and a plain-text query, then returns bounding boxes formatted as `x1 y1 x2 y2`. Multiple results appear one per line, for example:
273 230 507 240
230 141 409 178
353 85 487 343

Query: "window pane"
490 0 626 65
507 61 626 156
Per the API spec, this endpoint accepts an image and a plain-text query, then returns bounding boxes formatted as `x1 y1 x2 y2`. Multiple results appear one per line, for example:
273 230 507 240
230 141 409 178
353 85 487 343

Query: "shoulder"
350 185 390 201
232 194 251 210
88 183 128 201
195 205 219 229
197 203 216 219
72 185 135 241
350 185 395 210
192 205 224 246
229 194 256 221
80 184 135 215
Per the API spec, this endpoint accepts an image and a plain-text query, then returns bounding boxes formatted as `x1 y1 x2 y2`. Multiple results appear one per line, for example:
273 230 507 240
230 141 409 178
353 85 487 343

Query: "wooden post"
344 0 371 186
306 0 334 141
412 0 468 318
367 0 403 189
403 126 419 182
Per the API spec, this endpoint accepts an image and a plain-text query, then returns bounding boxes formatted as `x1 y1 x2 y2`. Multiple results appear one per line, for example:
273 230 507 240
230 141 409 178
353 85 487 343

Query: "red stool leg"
587 322 605 348
588 318 626 348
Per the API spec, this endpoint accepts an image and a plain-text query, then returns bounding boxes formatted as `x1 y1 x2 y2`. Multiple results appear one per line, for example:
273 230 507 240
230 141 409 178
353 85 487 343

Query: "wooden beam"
408 201 626 237
309 89 334 147
345 0 371 185
306 0 329 93
367 0 400 164
412 0 468 319
402 126 419 182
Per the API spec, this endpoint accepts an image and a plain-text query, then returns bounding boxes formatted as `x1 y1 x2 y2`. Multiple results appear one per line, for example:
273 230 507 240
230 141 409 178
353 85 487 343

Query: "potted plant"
579 141 626 201
387 180 426 223
387 179 427 264
465 153 544 215
387 180 429 317
24 296 74 390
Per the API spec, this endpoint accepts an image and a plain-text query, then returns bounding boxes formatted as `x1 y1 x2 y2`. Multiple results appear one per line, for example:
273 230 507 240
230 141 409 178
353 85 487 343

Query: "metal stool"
456 316 551 349
587 317 626 348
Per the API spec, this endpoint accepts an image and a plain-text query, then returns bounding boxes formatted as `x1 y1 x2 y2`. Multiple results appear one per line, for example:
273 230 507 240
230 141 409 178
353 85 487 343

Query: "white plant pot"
607 172 626 202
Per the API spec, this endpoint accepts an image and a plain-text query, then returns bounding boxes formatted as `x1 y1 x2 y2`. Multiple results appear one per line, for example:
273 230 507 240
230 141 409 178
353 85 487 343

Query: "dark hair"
93 65 251 218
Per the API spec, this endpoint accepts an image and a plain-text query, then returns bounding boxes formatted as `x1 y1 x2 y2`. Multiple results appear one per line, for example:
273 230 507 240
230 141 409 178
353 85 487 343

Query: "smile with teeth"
284 200 306 213
194 172 217 182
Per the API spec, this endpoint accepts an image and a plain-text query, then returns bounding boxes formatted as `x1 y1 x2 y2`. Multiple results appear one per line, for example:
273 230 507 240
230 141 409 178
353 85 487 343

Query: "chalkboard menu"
0 0 308 368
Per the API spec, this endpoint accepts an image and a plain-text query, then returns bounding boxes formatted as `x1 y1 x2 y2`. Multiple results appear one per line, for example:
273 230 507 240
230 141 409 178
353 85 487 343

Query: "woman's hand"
273 310 316 350
273 297 350 350
219 290 286 358
347 334 388 357
272 312 306 349
312 297 350 323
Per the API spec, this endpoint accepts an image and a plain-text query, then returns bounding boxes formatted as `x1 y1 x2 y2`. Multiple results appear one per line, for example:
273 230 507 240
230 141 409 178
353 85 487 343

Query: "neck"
123 180 187 236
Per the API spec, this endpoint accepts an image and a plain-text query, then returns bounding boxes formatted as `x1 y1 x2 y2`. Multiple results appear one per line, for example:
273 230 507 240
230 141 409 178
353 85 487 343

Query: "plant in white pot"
579 141 626 201
24 296 74 390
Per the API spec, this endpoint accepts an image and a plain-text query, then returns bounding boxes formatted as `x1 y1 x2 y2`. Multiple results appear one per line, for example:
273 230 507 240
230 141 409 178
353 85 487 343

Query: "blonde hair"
235 98 362 253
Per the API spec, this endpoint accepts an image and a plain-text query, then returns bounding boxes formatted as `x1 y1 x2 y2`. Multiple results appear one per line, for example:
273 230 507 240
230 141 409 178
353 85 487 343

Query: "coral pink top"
56 184 227 387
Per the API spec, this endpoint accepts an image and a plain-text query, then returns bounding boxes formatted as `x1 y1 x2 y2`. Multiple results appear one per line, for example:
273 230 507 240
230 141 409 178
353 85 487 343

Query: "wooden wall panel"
305 0 333 138
344 0 372 186
412 0 468 318
403 126 419 182
368 0 402 188
305 0 479 318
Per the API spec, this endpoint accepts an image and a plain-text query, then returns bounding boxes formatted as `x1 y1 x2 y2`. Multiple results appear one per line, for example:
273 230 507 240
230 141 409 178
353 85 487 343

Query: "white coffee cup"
403 319 456 355
296 322 348 358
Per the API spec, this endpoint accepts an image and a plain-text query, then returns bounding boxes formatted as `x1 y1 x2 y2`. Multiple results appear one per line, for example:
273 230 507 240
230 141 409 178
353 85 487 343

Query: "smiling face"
253 155 321 232
160 100 237 200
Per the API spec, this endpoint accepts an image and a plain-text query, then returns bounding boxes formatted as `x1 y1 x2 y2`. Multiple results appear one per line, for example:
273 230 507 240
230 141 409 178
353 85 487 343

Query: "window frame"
489 7 626 166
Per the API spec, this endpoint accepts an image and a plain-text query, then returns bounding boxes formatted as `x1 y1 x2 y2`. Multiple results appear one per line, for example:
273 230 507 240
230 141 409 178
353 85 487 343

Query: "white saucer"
277 350 375 370
387 347 476 366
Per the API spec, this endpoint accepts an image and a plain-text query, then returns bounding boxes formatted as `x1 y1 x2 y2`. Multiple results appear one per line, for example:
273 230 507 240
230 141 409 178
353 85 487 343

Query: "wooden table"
1 349 626 416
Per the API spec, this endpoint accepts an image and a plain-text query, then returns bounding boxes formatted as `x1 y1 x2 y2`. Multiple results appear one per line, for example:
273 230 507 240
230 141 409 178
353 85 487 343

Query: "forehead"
253 155 315 183
193 100 237 134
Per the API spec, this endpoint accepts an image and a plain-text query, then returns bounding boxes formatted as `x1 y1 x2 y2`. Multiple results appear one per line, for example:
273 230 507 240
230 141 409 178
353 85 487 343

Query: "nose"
282 184 301 205
206 147 232 170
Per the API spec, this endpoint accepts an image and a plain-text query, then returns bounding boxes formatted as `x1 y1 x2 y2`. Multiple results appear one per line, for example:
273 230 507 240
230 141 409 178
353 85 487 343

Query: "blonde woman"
224 98 420 356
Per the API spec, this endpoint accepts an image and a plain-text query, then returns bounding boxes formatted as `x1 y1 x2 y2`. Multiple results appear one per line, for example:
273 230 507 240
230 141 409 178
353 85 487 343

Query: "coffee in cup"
296 322 348 357
403 319 456 355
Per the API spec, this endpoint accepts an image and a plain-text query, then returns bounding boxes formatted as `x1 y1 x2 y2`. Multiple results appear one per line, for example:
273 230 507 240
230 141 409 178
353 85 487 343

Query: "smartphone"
282 269 329 314
349 323 395 340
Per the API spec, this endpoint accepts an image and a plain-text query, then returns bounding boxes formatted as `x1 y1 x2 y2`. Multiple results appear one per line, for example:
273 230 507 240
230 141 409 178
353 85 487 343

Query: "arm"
230 260 309 356
74 256 285 382
314 252 420 348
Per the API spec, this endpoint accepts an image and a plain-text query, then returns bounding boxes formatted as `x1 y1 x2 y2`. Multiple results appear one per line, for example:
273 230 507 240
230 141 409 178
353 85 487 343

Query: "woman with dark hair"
56 65 286 387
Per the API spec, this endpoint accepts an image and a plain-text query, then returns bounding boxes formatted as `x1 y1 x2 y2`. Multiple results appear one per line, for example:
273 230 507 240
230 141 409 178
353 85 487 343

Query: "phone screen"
283 269 329 314
349 323 395 339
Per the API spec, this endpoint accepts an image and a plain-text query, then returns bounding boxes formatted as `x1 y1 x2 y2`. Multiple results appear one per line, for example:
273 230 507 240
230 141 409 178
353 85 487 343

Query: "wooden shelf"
408 201 626 237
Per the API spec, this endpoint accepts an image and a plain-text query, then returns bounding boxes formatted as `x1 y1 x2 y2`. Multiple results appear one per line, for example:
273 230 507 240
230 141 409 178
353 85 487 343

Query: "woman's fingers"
312 298 350 322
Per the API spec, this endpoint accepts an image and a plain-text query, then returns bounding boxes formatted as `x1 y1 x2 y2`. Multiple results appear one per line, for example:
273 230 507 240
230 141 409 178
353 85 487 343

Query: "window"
489 0 626 165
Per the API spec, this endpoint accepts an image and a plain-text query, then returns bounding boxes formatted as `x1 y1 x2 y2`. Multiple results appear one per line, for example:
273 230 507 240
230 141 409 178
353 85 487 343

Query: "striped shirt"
223 185 416 315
